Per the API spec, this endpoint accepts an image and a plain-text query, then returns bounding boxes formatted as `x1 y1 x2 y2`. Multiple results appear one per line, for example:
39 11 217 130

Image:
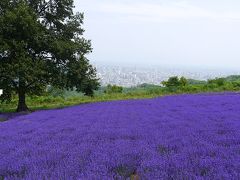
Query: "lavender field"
1 93 240 179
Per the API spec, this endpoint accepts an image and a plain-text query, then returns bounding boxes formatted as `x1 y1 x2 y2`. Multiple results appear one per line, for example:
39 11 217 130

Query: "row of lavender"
1 93 240 179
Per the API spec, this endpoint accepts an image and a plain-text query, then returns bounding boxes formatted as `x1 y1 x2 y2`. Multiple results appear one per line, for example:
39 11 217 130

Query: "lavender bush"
1 93 240 179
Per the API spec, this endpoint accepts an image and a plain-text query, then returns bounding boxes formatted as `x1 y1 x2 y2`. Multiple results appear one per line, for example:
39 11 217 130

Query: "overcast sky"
74 0 240 69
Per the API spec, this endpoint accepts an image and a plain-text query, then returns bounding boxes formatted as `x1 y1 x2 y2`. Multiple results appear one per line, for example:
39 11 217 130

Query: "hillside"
224 75 240 82
1 93 240 179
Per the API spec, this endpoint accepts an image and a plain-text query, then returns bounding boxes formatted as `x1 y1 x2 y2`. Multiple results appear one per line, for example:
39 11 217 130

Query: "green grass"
1 82 240 113
0 93 161 113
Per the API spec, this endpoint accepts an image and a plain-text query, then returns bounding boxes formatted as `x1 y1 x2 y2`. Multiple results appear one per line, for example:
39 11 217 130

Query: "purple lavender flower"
1 93 240 179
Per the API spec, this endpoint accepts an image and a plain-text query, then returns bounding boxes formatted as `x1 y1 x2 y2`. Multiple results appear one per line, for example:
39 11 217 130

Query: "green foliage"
2 75 240 113
162 76 180 87
104 84 123 94
232 81 240 88
137 83 161 88
179 77 188 86
162 76 188 88
146 88 163 95
224 75 240 82
187 79 207 85
46 86 65 97
161 76 188 92
208 78 225 86
0 0 99 111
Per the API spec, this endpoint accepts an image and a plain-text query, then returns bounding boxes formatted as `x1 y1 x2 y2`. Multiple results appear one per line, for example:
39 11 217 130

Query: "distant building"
95 65 240 87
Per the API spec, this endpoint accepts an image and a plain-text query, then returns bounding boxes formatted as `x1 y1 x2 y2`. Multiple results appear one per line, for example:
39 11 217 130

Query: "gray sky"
74 0 240 69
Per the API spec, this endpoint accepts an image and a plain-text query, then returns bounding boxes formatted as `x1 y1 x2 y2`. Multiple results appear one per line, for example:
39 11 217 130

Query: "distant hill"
185 75 240 85
137 83 162 88
100 75 240 89
224 75 240 82
187 79 207 85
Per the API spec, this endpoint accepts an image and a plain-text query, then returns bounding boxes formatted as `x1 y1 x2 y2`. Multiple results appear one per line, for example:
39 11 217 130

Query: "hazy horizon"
75 0 240 70
92 60 240 72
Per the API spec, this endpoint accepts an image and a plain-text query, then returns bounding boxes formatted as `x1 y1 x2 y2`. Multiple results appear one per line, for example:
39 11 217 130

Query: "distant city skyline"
75 0 240 70
96 65 240 87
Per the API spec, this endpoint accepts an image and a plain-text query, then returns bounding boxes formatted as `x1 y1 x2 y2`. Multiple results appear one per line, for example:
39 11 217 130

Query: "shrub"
162 76 188 88
208 78 225 86
179 77 188 86
232 81 240 88
104 85 123 94
46 86 65 97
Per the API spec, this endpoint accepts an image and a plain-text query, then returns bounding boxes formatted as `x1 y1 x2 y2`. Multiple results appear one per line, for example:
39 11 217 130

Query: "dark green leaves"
0 0 99 110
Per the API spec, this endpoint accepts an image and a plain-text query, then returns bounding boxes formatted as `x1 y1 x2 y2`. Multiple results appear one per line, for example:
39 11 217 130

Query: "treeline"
103 75 240 95
160 76 240 93
2 75 240 113
20 75 240 97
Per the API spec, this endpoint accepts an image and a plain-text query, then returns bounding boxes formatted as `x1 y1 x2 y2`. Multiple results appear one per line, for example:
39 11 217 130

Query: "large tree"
0 0 99 112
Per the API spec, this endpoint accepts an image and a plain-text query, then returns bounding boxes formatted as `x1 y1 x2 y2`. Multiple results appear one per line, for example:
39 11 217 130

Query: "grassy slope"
0 93 160 113
1 83 240 113
1 75 240 113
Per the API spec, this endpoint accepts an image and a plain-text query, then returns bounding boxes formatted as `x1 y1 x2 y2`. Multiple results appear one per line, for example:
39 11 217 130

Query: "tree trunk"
17 89 29 112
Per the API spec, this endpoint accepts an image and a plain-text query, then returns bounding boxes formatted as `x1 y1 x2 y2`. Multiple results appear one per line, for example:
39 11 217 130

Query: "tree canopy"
162 76 188 88
0 0 99 112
